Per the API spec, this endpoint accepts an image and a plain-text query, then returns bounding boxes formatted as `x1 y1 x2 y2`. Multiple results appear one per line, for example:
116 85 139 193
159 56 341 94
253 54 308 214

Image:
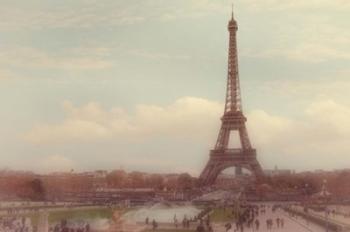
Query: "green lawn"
29 214 40 227
49 207 114 223
210 207 236 222
0 212 41 229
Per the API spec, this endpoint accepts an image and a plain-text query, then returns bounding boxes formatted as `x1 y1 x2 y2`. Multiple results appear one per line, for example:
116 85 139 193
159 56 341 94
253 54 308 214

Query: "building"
263 166 294 176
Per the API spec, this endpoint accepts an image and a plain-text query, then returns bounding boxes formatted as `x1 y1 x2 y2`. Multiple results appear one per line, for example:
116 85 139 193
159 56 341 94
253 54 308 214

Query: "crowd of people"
50 219 90 232
144 207 213 231
173 214 192 229
142 203 290 231
195 216 213 232
0 216 33 232
224 204 286 232
144 217 158 231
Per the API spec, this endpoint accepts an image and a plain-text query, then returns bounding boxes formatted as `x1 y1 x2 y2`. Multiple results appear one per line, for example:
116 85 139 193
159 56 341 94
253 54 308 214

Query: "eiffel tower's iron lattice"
199 10 263 186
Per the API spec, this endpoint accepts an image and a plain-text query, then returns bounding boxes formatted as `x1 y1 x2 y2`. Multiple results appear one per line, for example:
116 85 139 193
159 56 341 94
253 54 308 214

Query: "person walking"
196 221 205 232
270 219 274 229
225 223 232 232
276 218 280 228
255 219 260 230
152 219 158 231
85 223 90 232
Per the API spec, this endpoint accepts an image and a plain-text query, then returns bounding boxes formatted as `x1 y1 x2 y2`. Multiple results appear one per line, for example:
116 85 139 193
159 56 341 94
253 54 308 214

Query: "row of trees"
2 169 350 201
264 170 350 198
0 171 45 201
106 170 195 190
0 170 196 201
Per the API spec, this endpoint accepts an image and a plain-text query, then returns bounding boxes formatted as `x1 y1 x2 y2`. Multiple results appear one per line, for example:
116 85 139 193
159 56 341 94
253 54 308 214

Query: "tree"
147 174 164 190
129 172 145 188
29 178 46 201
164 176 178 191
177 173 193 190
107 170 127 188
329 171 350 197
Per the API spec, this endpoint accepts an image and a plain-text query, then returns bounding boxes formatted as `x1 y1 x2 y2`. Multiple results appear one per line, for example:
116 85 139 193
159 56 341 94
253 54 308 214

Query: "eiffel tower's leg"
199 161 212 185
199 159 224 186
235 125 251 175
207 163 222 185
250 160 264 182
239 126 252 150
215 126 230 150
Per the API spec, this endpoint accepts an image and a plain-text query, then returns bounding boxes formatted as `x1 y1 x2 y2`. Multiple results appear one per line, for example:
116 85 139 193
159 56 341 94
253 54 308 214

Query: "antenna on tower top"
231 3 234 19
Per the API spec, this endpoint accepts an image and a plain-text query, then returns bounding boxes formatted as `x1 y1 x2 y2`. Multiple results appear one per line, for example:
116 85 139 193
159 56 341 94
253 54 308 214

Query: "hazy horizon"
1 0 350 175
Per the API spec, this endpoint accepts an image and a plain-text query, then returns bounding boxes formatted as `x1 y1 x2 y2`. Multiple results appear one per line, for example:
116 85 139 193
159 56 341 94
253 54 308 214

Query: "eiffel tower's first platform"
199 9 263 186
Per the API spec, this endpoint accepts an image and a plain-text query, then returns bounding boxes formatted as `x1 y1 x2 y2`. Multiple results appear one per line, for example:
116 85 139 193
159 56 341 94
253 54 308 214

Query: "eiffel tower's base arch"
199 149 264 186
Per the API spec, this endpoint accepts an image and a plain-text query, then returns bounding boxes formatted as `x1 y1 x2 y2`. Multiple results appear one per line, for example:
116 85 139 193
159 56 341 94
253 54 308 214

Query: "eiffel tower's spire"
231 3 234 20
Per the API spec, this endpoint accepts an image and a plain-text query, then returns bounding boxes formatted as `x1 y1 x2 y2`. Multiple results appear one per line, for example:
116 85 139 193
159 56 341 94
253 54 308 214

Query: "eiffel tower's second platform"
210 148 257 162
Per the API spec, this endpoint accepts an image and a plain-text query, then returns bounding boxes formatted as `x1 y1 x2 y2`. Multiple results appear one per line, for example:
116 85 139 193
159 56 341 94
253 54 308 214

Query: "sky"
0 0 350 175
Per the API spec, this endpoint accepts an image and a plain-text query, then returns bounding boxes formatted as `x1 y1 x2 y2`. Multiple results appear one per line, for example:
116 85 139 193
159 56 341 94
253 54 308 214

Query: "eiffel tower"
199 8 263 186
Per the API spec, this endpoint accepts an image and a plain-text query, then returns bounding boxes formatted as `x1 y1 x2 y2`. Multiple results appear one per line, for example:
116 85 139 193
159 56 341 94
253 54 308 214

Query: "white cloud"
247 110 293 147
305 100 350 135
247 100 350 170
22 96 350 171
23 97 222 144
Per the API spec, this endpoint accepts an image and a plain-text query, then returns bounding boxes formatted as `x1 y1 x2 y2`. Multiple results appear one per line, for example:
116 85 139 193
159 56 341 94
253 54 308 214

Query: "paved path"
293 205 350 227
113 203 339 232
213 204 326 232
139 204 329 232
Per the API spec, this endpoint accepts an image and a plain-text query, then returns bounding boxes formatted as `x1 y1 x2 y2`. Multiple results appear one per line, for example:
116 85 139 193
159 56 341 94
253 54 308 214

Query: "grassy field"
210 207 236 222
25 213 40 227
48 207 114 223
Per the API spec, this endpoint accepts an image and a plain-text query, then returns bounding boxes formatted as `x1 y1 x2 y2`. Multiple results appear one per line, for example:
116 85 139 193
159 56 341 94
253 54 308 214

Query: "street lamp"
304 183 309 205
325 207 329 232
323 179 329 232
304 183 309 226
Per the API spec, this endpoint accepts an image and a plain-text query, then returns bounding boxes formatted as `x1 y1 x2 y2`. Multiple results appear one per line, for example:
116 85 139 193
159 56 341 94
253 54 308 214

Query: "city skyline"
1 0 350 175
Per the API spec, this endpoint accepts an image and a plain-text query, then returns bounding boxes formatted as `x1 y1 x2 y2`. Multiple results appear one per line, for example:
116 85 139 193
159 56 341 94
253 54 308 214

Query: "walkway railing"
284 206 350 232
